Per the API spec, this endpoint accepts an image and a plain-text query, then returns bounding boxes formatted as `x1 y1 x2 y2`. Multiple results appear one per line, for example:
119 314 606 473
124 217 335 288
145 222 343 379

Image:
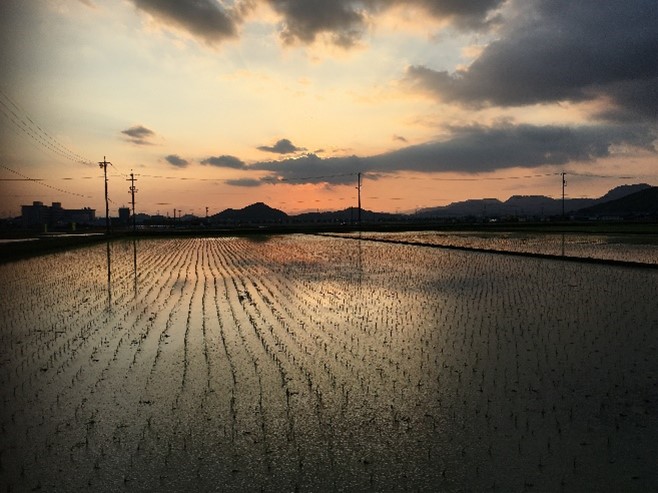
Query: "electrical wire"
0 163 93 198
0 88 95 166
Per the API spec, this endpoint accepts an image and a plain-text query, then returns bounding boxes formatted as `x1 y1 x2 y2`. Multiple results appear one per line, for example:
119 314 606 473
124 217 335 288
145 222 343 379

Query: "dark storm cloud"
370 123 655 173
121 125 155 145
201 155 246 169
131 0 239 44
257 138 306 154
405 0 658 120
398 0 505 29
248 122 654 184
596 78 658 123
164 154 189 168
263 0 503 47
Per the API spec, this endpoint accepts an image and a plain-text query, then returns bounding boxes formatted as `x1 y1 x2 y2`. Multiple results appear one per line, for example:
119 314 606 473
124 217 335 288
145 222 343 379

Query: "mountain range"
208 184 656 224
414 183 653 219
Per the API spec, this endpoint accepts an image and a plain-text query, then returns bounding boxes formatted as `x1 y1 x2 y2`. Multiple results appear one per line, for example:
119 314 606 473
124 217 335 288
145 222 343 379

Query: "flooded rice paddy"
347 230 658 265
1 234 657 491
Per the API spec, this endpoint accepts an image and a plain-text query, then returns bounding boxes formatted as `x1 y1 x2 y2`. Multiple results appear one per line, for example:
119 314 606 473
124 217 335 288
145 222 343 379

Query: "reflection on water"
105 237 140 307
2 236 656 492
133 237 138 296
105 238 112 311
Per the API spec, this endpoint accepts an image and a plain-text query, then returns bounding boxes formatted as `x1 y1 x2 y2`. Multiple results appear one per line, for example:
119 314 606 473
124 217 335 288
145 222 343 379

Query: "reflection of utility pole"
356 172 362 226
127 171 138 233
99 156 111 234
561 171 567 220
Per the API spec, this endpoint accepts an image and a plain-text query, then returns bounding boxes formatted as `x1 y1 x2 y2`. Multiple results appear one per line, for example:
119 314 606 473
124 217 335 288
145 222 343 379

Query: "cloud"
130 0 240 45
226 178 262 187
201 155 246 169
126 1 505 49
252 153 361 185
265 0 365 47
247 122 655 184
399 0 505 30
164 154 189 167
263 0 503 47
404 0 658 121
121 125 156 145
257 138 306 154
369 123 655 173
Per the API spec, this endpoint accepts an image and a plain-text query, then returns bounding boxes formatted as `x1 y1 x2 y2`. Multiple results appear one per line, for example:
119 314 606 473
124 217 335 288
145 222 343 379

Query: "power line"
356 172 362 226
0 163 92 198
127 171 138 232
270 172 358 183
99 157 111 234
426 172 563 182
567 171 638 180
561 171 567 219
0 88 94 166
0 178 44 181
109 161 129 179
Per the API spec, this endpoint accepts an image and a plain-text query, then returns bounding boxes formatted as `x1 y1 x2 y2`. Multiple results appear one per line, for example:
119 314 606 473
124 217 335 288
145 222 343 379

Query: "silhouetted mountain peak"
577 186 658 217
597 183 651 203
212 202 288 223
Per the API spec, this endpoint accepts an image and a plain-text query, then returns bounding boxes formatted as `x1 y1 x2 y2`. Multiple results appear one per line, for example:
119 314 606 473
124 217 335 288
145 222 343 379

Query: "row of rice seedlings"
244 235 657 490
90 238 206 489
219 237 430 488
2 238 196 489
219 239 341 489
2 235 656 491
0 244 122 489
365 238 657 491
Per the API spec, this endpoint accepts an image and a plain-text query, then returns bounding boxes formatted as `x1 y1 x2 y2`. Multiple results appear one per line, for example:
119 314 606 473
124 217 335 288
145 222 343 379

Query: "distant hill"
293 207 399 223
414 196 591 218
575 186 658 218
597 183 652 202
415 183 652 219
210 203 399 225
211 202 288 224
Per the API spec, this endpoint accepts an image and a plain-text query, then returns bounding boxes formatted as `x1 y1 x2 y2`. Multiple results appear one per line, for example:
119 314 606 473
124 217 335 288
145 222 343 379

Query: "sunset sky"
1 0 656 217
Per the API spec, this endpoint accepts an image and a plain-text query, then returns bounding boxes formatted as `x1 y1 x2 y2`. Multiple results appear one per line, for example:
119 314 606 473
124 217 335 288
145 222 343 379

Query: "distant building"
118 207 130 225
21 201 96 229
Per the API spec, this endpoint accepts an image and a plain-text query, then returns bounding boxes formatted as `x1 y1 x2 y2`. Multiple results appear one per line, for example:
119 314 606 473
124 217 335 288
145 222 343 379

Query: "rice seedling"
1 234 656 491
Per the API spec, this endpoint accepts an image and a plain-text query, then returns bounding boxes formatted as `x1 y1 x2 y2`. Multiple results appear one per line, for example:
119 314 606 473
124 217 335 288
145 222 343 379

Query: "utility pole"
99 156 111 234
127 171 138 233
356 172 362 226
561 171 567 220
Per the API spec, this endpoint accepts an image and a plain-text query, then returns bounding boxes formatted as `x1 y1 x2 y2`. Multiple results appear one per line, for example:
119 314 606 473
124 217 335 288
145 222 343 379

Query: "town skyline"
1 0 656 218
